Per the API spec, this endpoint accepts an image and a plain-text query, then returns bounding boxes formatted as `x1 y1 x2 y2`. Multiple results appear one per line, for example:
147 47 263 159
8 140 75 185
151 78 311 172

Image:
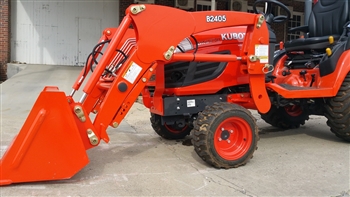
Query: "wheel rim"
164 124 188 134
284 105 303 117
214 117 253 160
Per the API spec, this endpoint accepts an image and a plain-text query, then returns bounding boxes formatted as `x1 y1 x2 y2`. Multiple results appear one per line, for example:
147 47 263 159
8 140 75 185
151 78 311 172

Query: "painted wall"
11 0 119 66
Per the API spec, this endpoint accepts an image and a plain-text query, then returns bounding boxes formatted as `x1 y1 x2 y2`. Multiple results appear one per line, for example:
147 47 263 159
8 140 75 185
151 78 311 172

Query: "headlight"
175 38 193 53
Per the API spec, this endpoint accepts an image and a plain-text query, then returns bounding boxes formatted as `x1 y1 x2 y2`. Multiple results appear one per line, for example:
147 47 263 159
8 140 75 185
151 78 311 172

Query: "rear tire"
324 73 350 142
192 102 259 168
150 113 192 140
260 105 309 129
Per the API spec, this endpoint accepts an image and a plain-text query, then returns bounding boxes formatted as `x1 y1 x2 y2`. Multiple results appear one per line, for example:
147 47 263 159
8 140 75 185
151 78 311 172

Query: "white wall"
11 0 119 66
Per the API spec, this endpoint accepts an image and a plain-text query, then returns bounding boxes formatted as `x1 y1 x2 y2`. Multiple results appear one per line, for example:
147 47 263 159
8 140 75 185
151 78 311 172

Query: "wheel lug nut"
227 139 231 144
230 130 233 133
221 128 225 131
218 137 222 141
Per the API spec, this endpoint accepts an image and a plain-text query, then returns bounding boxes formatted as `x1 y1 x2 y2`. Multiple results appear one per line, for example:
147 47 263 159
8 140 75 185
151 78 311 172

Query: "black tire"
150 113 192 140
260 105 309 129
192 102 259 169
324 73 350 142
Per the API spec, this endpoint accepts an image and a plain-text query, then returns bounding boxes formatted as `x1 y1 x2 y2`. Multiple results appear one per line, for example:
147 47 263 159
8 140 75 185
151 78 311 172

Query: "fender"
319 49 350 95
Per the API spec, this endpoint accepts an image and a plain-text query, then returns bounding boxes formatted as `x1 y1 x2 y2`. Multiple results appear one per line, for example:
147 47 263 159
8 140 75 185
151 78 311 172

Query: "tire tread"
192 102 259 169
324 73 350 142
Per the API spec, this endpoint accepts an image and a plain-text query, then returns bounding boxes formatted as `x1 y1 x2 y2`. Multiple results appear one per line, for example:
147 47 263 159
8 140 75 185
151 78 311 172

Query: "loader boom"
0 4 270 185
69 5 271 150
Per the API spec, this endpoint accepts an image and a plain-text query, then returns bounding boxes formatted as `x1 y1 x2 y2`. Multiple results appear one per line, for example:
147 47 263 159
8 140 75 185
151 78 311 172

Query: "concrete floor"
0 64 349 196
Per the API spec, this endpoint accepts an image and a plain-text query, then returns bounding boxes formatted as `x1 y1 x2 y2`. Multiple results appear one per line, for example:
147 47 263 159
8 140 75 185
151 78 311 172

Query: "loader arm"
77 5 271 147
0 4 270 185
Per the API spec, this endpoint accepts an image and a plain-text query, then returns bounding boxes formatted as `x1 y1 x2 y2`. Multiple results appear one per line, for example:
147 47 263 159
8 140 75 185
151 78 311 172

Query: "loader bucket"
0 86 89 186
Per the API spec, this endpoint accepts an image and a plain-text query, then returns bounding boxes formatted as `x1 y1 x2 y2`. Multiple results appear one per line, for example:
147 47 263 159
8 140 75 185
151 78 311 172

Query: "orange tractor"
1 0 349 185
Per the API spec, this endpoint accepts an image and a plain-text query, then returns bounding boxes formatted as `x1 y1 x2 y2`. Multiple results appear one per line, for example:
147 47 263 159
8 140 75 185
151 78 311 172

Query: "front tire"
150 113 192 140
260 105 309 129
324 73 350 142
192 102 259 168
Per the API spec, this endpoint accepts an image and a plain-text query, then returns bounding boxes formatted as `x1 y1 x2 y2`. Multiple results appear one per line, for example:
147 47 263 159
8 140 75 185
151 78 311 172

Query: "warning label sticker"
187 99 196 108
123 62 142 84
255 44 269 63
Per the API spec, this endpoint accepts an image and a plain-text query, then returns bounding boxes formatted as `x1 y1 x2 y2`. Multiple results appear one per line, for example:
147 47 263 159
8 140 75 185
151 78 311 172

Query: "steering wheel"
253 0 291 23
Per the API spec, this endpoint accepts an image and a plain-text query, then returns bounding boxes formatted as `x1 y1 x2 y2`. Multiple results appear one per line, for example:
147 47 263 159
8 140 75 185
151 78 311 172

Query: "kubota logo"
221 33 246 40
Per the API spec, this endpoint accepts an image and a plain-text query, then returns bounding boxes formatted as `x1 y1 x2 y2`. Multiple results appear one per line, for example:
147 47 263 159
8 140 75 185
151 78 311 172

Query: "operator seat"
284 0 349 52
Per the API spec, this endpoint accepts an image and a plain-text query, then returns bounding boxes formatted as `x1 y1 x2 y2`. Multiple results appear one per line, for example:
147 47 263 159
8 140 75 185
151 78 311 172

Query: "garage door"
11 0 119 66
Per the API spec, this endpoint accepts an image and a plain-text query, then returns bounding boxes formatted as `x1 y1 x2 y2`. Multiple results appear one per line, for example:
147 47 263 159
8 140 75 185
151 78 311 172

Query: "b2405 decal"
206 15 226 23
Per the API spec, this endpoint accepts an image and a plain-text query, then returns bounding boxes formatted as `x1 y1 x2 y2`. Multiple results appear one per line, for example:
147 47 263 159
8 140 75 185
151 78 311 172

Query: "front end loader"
0 4 271 185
